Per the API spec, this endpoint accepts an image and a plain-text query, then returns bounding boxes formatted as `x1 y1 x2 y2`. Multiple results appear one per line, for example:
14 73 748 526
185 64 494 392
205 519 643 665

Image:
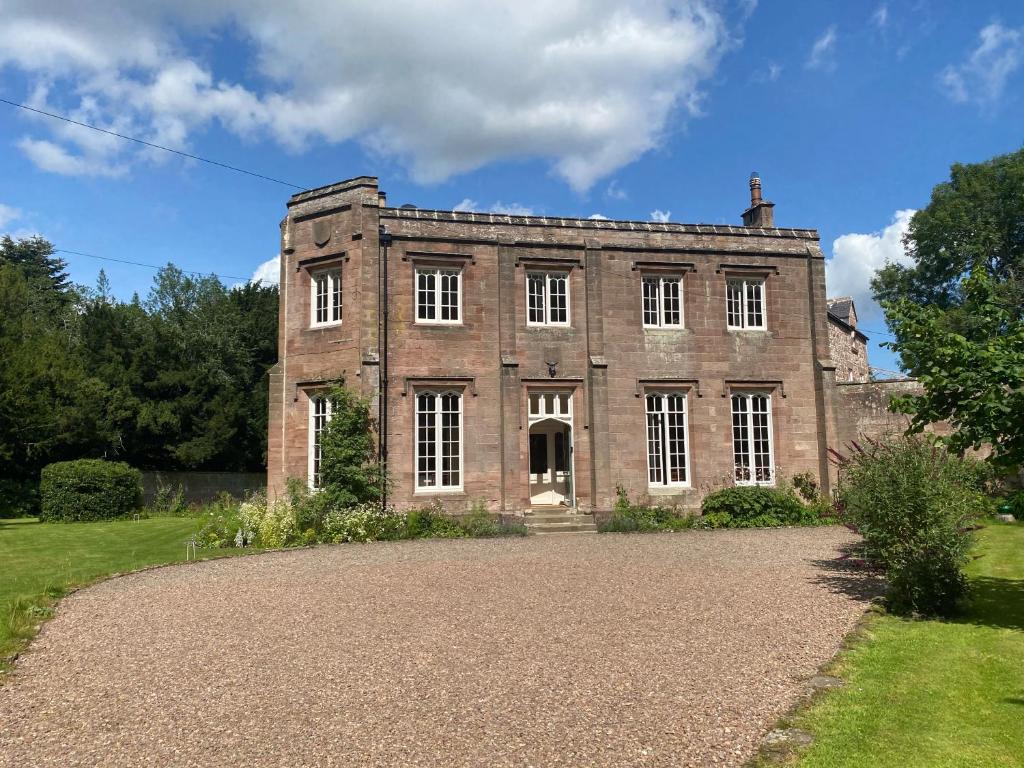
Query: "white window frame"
414 390 463 492
645 392 691 488
726 277 766 330
731 392 775 486
308 393 333 489
641 275 684 329
415 267 462 325
310 267 342 327
526 271 570 327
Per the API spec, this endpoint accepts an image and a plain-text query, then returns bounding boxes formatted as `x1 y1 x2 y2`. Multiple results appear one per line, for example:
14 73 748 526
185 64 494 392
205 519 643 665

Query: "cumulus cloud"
0 203 22 230
588 213 610 220
0 1 732 191
872 4 889 31
249 254 280 286
825 209 915 325
940 23 1022 108
452 199 533 215
650 209 672 223
605 180 627 200
806 25 838 72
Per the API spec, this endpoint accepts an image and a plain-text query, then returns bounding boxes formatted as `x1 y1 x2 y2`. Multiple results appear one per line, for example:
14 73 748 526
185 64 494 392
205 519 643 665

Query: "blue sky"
1 1 1022 373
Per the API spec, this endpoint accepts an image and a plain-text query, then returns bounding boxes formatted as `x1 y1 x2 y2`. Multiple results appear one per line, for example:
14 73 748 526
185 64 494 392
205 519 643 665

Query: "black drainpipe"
379 224 392 511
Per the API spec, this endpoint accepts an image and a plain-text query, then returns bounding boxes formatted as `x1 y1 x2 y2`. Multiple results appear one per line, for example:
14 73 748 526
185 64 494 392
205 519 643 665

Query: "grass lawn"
792 523 1024 767
0 516 249 668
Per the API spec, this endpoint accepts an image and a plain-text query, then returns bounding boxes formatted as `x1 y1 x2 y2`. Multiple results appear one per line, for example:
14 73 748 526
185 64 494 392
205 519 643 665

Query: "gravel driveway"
0 527 871 767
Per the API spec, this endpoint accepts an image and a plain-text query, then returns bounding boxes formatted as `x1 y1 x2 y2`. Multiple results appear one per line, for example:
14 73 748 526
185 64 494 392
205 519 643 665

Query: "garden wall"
140 471 266 505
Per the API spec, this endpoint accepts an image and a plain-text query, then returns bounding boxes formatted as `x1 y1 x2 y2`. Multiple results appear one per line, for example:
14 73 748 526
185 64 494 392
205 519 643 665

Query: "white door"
529 423 570 505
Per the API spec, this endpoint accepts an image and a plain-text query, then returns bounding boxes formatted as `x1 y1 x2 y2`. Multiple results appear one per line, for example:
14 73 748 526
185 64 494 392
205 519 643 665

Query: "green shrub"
144 483 190 518
599 486 696 532
194 493 246 548
836 436 989 616
39 460 142 522
699 485 825 528
456 503 528 537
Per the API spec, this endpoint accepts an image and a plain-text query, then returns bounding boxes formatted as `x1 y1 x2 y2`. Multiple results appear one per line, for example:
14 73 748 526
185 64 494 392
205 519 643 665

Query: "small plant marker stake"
185 537 197 561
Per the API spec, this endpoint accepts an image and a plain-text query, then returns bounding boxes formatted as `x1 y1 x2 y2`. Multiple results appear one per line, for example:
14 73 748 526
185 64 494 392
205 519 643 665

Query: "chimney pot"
742 171 775 228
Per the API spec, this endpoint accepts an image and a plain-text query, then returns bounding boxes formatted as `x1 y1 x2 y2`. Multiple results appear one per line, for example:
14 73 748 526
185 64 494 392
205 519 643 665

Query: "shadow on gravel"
809 548 886 602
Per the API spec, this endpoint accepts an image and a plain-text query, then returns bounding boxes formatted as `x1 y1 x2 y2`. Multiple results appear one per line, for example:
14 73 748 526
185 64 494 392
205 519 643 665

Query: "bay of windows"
731 392 774 485
311 268 342 327
645 392 690 487
642 275 683 328
416 267 461 323
415 391 462 490
726 278 765 330
527 272 569 326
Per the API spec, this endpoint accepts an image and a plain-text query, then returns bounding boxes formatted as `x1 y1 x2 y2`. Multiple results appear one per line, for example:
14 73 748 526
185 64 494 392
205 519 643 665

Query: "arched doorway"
527 391 574 507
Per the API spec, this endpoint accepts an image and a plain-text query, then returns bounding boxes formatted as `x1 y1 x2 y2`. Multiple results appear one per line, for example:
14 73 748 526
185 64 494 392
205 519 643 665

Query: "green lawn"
0 516 246 666
793 523 1024 768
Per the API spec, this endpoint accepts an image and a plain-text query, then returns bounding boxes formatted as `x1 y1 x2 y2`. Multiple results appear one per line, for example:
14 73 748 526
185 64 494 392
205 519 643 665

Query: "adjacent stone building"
267 173 852 522
826 297 870 383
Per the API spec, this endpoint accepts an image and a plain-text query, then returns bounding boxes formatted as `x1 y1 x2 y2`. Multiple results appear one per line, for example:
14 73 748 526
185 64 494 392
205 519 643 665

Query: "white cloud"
452 199 533 215
872 4 889 31
650 209 672 223
0 1 732 191
588 213 609 220
825 209 915 325
752 60 782 83
488 202 533 216
940 23 1022 108
0 204 22 230
249 254 280 286
605 180 627 200
806 25 838 72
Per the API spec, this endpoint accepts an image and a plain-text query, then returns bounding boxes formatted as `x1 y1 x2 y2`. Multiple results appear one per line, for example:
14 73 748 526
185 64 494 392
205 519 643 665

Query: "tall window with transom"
731 392 774 485
645 392 690 487
311 268 342 327
415 391 462 490
642 275 683 328
309 394 333 488
416 268 461 324
726 278 765 330
526 272 569 326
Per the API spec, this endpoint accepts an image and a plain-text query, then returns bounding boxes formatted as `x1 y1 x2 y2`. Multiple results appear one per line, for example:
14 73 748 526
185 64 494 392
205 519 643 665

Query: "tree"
874 147 1024 467
318 385 384 508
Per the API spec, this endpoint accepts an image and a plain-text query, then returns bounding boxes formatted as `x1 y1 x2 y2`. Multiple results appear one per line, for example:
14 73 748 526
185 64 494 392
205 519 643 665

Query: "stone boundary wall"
140 471 266 505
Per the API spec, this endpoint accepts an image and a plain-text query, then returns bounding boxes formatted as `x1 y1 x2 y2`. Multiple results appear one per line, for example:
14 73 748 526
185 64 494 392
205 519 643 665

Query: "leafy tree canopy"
875 147 1024 467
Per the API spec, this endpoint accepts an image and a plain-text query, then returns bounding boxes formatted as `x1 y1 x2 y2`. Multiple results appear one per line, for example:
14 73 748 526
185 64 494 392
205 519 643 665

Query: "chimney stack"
742 171 775 228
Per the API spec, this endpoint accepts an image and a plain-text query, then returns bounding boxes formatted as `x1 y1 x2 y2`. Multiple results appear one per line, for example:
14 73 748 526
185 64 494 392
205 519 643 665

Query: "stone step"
524 512 592 523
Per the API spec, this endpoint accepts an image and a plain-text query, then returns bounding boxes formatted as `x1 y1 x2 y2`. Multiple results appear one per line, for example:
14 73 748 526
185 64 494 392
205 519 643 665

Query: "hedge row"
39 460 142 522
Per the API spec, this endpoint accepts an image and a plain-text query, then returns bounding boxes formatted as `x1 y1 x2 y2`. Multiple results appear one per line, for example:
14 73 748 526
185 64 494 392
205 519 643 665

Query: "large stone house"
267 173 854 523
826 297 870 383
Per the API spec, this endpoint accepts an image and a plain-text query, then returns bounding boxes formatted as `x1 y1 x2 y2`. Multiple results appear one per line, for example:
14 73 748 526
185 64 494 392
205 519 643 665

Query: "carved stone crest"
312 219 332 247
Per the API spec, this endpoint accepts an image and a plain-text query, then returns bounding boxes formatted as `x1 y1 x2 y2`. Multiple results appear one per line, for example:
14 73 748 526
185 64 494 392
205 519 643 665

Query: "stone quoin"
267 173 864 518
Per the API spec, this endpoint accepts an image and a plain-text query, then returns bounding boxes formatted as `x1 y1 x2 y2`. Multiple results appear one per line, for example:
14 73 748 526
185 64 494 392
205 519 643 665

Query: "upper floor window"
416 267 461 324
642 275 683 328
309 394 333 488
731 392 774 485
311 268 342 327
415 390 462 491
527 272 569 327
645 392 690 487
726 278 765 330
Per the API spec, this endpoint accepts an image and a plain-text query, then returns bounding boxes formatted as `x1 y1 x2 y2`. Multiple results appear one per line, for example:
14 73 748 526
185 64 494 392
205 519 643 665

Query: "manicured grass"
792 523 1024 767
0 516 249 667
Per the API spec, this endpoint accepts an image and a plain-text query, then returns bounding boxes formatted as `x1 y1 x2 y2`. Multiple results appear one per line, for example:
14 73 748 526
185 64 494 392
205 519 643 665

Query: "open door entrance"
529 419 573 506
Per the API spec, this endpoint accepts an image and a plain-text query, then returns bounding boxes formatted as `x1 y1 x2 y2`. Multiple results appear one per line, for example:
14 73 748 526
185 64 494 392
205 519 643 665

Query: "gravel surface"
0 527 872 767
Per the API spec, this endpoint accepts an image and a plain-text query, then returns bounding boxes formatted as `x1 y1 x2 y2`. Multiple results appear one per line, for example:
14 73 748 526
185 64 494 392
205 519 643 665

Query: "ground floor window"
645 392 690 486
416 391 462 490
308 394 333 487
731 392 774 485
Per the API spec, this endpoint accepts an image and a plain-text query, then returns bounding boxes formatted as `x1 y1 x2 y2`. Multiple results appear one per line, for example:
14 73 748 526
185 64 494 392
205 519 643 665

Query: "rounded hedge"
39 460 142 522
700 485 823 528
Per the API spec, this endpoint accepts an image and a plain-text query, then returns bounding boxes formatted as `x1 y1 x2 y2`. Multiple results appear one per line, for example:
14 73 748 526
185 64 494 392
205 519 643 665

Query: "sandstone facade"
268 175 848 514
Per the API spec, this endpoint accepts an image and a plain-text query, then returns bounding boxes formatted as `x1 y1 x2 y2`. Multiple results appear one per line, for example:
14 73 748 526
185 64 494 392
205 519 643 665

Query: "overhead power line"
0 98 309 191
57 249 251 283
